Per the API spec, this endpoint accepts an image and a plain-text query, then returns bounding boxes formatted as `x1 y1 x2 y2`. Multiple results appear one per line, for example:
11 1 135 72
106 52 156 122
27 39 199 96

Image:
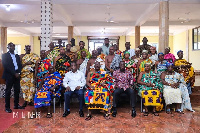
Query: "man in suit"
2 42 24 113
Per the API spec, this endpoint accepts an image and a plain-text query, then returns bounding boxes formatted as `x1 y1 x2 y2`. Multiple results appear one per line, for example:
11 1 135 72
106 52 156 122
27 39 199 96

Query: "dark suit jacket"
2 52 22 80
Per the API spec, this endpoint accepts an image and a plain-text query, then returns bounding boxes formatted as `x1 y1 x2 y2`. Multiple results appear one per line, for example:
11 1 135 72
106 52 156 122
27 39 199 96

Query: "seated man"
161 63 194 114
137 63 163 116
65 44 77 62
34 66 63 118
85 62 114 120
112 61 136 118
105 46 121 74
62 62 86 117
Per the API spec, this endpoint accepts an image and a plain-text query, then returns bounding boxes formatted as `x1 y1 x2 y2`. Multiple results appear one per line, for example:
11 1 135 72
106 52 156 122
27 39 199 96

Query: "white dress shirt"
63 70 86 91
9 52 18 70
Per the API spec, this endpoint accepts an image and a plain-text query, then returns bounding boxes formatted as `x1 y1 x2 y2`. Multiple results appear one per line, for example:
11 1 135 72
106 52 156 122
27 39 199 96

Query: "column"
29 36 34 53
40 0 53 51
68 26 74 44
159 0 169 53
135 26 140 48
1 27 7 54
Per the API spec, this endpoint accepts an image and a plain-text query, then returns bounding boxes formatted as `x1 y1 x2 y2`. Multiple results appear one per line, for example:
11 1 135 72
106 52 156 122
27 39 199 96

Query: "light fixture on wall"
6 5 10 11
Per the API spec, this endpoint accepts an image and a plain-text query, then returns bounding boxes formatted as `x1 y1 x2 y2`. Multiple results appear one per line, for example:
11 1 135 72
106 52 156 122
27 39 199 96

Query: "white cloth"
163 87 182 105
63 70 86 91
149 54 158 65
79 58 89 76
9 52 18 70
101 44 110 56
128 49 135 59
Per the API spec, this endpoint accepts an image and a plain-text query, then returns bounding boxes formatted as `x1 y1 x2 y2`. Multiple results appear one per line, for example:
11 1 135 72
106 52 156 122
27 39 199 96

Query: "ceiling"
0 0 199 37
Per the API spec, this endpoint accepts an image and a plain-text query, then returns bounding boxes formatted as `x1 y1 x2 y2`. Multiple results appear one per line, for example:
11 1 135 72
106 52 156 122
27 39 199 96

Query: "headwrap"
166 63 174 68
135 48 140 51
145 62 152 66
165 47 170 50
177 50 183 55
124 51 130 55
158 52 164 57
142 50 148 54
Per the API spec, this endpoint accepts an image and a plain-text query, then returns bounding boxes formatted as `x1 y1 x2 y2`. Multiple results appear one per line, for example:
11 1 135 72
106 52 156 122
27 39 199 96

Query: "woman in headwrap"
155 52 168 76
161 63 194 114
137 62 163 116
164 47 176 63
174 50 195 94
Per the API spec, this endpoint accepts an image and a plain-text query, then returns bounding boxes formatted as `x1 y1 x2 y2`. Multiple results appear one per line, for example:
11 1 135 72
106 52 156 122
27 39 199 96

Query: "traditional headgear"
142 50 148 54
177 50 183 55
124 51 130 55
166 47 170 50
135 48 140 51
166 63 174 68
158 52 164 57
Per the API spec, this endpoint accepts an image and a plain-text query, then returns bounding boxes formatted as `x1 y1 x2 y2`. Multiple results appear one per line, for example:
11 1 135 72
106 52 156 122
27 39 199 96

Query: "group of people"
2 37 195 121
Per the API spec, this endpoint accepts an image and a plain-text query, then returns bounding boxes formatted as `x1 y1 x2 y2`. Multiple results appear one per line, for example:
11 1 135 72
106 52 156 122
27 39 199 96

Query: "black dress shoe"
131 110 136 118
5 108 12 113
14 105 25 109
79 110 84 117
62 111 70 117
112 110 117 117
22 102 27 108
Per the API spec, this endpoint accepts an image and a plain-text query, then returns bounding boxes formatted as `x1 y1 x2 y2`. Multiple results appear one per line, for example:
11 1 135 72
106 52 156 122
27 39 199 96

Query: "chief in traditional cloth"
35 51 52 88
113 44 123 57
161 63 194 114
137 50 152 76
148 46 158 66
85 62 114 120
77 41 91 59
20 45 39 107
164 47 176 63
34 66 62 118
46 42 59 65
105 46 122 74
155 52 168 76
123 51 137 81
132 48 141 63
77 50 89 76
137 63 163 116
174 50 195 94
54 47 71 77
66 44 77 62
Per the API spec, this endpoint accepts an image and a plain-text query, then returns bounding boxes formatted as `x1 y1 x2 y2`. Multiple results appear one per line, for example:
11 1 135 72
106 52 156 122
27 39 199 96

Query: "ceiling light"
6 5 10 11
181 21 184 24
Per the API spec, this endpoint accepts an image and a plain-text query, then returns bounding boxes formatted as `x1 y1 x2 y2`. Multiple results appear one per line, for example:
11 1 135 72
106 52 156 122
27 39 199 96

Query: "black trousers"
113 88 136 108
5 77 20 109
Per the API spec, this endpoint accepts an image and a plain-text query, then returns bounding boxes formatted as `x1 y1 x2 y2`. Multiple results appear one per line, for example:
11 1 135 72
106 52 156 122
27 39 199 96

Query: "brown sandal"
46 113 52 118
104 114 110 120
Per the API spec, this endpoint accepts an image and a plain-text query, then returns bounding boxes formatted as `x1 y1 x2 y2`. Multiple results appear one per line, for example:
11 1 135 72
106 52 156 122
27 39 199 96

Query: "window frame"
192 26 200 51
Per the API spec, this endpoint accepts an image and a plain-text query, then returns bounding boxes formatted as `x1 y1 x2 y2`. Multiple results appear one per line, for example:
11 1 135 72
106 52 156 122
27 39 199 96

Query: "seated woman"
123 51 137 81
85 61 114 120
33 66 63 118
174 50 195 94
164 47 176 63
155 52 168 76
137 63 163 116
161 63 194 114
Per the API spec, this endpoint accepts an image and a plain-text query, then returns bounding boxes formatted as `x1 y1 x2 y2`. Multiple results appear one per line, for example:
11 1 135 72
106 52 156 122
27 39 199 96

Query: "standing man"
138 37 152 54
2 42 24 113
20 45 39 107
77 41 91 59
124 42 135 59
101 38 110 56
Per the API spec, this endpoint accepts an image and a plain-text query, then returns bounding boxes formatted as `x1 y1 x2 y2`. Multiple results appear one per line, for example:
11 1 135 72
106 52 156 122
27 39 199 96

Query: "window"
192 27 200 50
7 44 21 55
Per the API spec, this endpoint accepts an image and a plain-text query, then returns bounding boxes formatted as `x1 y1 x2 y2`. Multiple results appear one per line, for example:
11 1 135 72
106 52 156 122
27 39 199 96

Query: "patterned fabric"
124 59 137 80
77 48 91 59
113 69 133 91
137 71 163 97
46 49 59 65
157 60 168 76
149 54 158 65
110 54 122 71
90 56 105 71
66 51 76 61
34 72 63 108
55 55 71 77
139 59 152 72
115 50 123 57
163 72 194 111
175 59 195 91
164 53 176 63
85 71 114 111
36 58 52 88
141 90 162 107
79 58 89 76
21 53 39 102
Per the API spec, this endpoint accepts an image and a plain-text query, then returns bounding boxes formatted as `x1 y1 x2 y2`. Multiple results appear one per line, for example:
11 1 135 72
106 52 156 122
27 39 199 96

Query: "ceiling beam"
8 28 32 36
135 3 159 26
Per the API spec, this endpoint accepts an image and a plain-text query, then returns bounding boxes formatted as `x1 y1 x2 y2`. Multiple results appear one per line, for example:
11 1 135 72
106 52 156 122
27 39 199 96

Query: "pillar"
1 27 7 54
40 0 53 51
135 26 140 48
159 0 169 53
68 26 74 44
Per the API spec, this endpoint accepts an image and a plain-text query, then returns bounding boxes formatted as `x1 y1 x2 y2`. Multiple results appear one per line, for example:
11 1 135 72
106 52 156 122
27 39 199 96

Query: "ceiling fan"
20 14 36 24
178 17 191 23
